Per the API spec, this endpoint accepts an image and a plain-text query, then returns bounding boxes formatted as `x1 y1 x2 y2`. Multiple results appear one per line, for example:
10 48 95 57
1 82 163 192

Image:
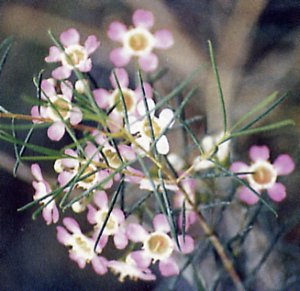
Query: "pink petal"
107 111 123 133
60 81 73 100
138 53 158 72
112 208 125 224
109 47 131 67
77 58 92 72
238 186 260 205
126 223 148 242
159 257 179 277
130 250 152 268
84 142 99 161
107 21 127 42
93 88 111 109
87 205 98 224
42 207 53 225
84 35 100 55
70 252 86 269
156 135 170 155
45 46 61 63
70 107 83 125
230 162 249 178
110 68 129 88
31 164 43 181
153 214 170 233
94 191 108 208
91 256 108 275
178 235 194 254
58 171 75 186
63 217 81 234
154 29 174 49
133 9 154 29
41 79 56 98
52 66 72 80
98 170 113 189
124 166 144 184
119 145 136 161
60 28 80 47
56 226 72 245
135 82 153 99
249 145 270 162
47 122 65 141
273 154 295 176
113 231 128 249
178 211 197 231
31 106 41 123
267 182 286 202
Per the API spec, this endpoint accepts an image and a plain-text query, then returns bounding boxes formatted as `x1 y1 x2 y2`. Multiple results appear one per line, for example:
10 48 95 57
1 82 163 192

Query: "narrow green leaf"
226 119 295 140
208 40 227 132
230 91 278 131
0 36 13 77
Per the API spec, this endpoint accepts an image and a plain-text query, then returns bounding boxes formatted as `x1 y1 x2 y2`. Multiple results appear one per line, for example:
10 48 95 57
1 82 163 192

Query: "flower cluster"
21 7 295 287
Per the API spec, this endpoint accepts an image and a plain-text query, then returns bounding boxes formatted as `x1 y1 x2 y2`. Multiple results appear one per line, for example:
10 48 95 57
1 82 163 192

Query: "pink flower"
56 217 108 275
31 164 59 225
109 253 156 282
108 9 174 72
87 191 128 249
230 145 295 205
126 214 194 277
45 28 100 79
93 68 153 117
31 78 82 141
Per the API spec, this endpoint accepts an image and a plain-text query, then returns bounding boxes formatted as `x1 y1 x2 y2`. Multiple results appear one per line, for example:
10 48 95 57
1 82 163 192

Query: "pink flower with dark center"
56 217 108 275
31 78 82 141
45 28 100 79
126 214 194 277
87 191 128 249
108 9 174 72
230 145 295 205
93 68 153 117
109 253 156 282
31 163 59 225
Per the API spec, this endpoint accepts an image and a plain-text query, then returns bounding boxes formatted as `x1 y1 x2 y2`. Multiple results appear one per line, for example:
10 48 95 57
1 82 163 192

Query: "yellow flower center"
142 118 161 138
63 45 87 67
97 210 118 235
128 32 149 52
144 232 173 260
72 234 94 262
248 161 277 189
113 89 135 113
103 148 122 168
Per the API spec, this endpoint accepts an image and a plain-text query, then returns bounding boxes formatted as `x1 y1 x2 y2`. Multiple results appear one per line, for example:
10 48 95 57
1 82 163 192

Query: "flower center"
72 234 94 262
103 147 122 168
144 232 173 261
142 117 161 138
129 32 149 52
77 163 98 189
63 45 87 67
113 89 135 113
96 210 118 235
47 95 71 121
249 161 277 189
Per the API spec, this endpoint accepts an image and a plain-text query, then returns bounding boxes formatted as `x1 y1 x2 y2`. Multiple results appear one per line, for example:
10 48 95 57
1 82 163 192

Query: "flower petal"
267 182 286 202
156 135 170 155
87 205 98 224
159 257 179 277
159 108 174 128
133 9 154 29
60 28 80 47
91 256 108 275
135 82 153 99
31 164 43 181
154 29 174 49
52 66 72 80
47 122 65 141
178 235 194 254
56 226 72 245
93 88 111 109
230 162 249 178
45 46 61 63
110 47 131 67
70 107 83 125
249 145 270 162
153 214 170 233
107 21 127 42
138 53 158 72
110 68 129 88
77 58 92 72
238 186 260 205
126 223 148 242
273 154 295 176
41 79 56 98
114 231 128 249
60 80 73 100
131 250 152 268
63 217 81 234
84 35 100 55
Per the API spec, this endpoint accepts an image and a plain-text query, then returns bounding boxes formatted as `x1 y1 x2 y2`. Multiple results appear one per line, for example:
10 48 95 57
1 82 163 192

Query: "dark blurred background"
1 0 300 290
